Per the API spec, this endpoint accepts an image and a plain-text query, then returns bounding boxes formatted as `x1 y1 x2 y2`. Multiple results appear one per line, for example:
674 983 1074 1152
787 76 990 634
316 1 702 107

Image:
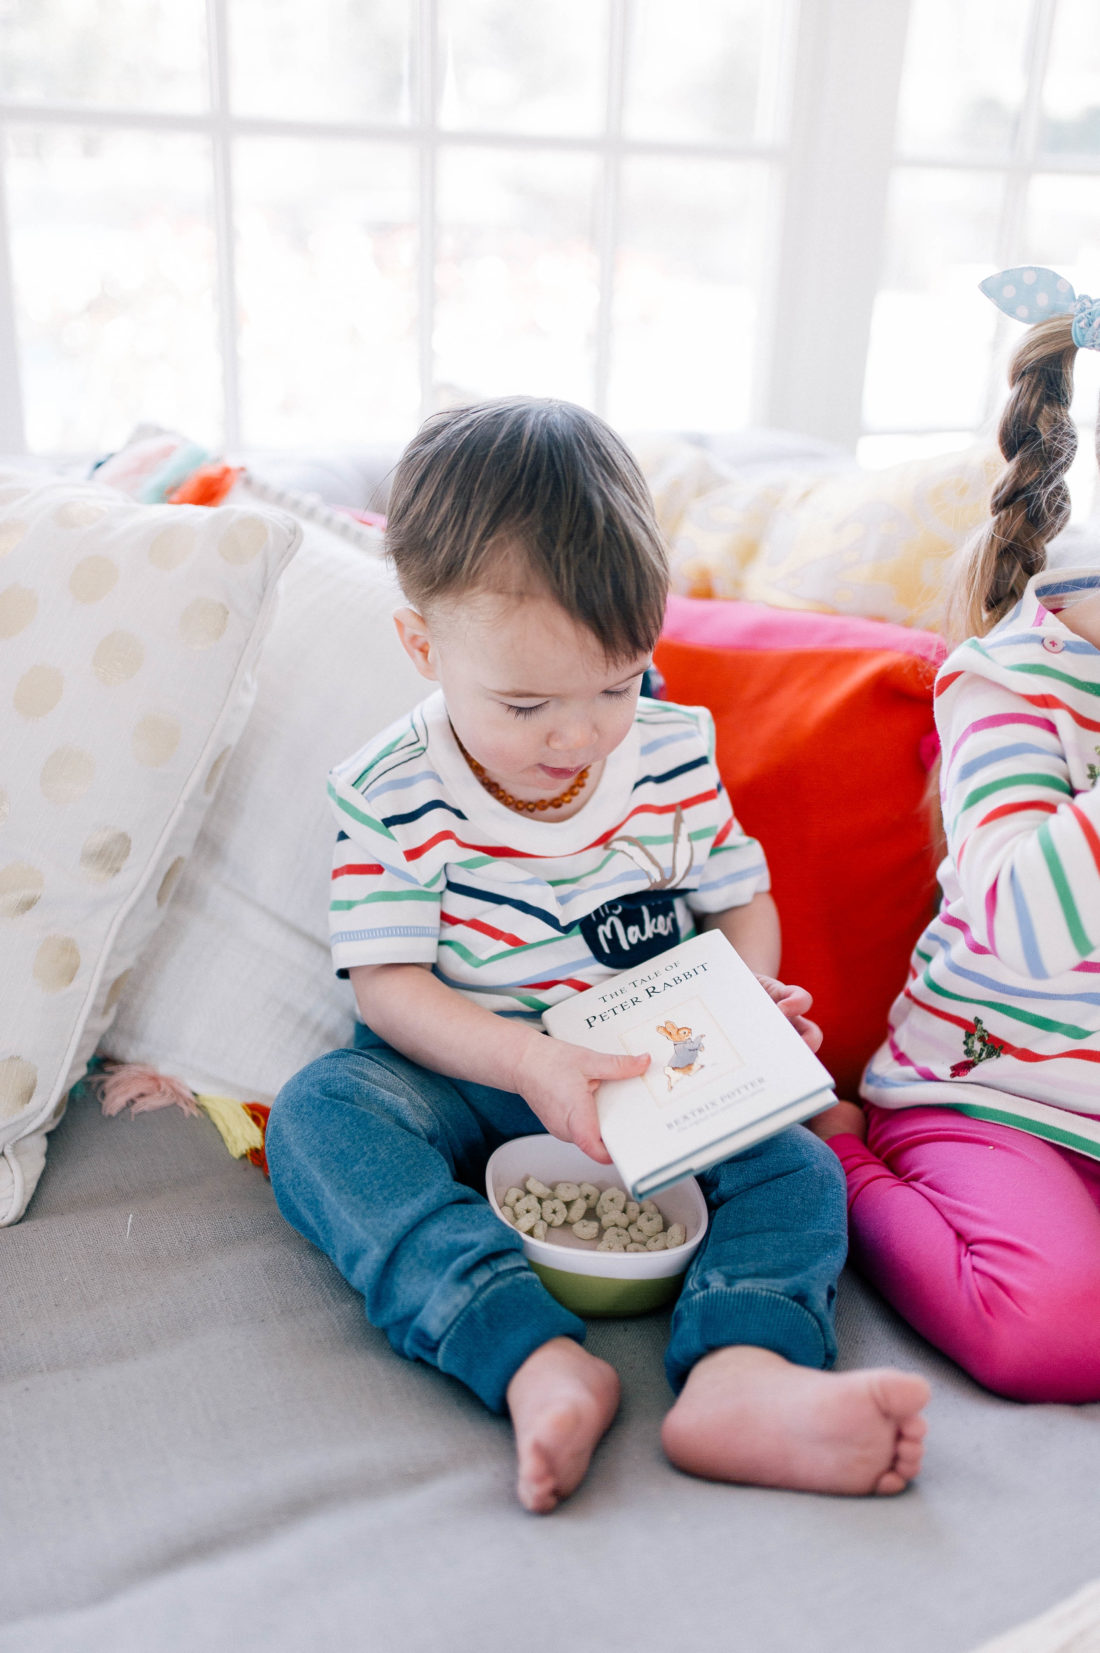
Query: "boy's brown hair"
385 397 669 661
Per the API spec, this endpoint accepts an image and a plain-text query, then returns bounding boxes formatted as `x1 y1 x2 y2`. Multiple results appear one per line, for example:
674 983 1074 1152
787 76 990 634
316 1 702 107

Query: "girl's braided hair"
953 313 1087 639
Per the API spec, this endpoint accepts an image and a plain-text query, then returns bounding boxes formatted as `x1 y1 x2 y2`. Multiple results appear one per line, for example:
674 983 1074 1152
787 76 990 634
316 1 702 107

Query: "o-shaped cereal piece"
503 1186 524 1209
515 1212 538 1233
566 1197 588 1223
626 1243 647 1252
579 1182 600 1209
596 1187 627 1216
499 1205 517 1226
666 1223 687 1248
597 1227 629 1251
525 1176 553 1198
553 1182 581 1202
541 1198 567 1227
645 1232 669 1250
624 1201 640 1225
515 1193 542 1220
635 1210 663 1237
532 1219 548 1240
572 1219 599 1241
600 1208 632 1229
627 1222 647 1244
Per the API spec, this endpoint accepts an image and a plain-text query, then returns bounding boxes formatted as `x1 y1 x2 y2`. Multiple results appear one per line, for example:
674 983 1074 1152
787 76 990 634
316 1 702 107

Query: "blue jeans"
266 1026 848 1414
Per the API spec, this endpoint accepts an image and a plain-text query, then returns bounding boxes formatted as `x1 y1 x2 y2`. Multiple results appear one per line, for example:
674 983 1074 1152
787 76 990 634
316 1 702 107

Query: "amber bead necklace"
454 733 590 814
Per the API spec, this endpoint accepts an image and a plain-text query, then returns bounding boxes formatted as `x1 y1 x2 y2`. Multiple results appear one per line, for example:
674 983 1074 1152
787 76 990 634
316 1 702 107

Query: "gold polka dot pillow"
740 445 1000 631
0 470 300 1223
101 502 425 1103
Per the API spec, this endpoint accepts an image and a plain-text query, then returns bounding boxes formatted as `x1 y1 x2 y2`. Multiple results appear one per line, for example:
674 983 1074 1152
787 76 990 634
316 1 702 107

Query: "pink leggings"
832 1106 1100 1403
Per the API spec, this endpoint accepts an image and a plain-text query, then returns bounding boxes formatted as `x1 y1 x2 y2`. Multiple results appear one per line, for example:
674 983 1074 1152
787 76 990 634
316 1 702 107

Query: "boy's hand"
755 974 823 1053
513 1036 651 1164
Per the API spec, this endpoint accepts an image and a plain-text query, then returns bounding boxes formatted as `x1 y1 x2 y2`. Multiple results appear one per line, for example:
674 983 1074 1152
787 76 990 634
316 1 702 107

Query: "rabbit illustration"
656 1019 705 1091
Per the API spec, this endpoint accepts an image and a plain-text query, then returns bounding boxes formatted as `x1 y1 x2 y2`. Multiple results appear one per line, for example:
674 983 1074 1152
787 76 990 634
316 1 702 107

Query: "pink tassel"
92 1061 199 1119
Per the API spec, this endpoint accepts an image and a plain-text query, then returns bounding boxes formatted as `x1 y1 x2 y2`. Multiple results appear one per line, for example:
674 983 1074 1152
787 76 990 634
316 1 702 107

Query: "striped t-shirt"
327 691 769 1020
862 567 1100 1159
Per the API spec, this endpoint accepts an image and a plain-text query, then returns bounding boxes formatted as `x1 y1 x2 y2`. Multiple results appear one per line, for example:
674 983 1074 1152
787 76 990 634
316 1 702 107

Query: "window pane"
230 0 415 125
438 0 607 135
1019 173 1100 429
1018 173 1100 275
608 158 770 431
435 149 599 404
895 0 1032 159
6 128 219 452
622 0 790 146
857 432 978 470
1040 0 1100 159
863 168 1004 432
235 138 419 446
0 0 207 112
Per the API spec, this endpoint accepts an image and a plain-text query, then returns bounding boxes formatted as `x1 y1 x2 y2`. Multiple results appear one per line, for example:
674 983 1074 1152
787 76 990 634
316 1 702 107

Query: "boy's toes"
894 1440 923 1470
517 1442 559 1513
882 1422 926 1492
871 1369 932 1422
893 1412 928 1479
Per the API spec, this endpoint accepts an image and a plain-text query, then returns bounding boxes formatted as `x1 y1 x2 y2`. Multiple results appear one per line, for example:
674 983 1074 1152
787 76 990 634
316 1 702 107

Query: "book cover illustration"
542 929 835 1199
618 998 741 1104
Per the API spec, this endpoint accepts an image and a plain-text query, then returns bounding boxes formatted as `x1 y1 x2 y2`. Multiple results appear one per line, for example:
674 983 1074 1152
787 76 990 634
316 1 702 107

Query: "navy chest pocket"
578 891 681 970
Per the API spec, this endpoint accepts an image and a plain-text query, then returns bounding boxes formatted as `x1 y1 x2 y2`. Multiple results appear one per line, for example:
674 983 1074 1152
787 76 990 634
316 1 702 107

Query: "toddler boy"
265 398 928 1512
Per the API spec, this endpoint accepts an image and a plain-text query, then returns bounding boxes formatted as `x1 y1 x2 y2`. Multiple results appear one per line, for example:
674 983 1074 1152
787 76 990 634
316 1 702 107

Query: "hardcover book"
541 929 837 1200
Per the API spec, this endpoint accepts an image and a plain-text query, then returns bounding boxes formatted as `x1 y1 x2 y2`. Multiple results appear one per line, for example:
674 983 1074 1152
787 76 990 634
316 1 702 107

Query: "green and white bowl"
485 1135 708 1318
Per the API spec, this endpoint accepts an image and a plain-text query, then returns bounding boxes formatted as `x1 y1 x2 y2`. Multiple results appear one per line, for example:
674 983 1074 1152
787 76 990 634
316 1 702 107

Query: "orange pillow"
655 597 946 1098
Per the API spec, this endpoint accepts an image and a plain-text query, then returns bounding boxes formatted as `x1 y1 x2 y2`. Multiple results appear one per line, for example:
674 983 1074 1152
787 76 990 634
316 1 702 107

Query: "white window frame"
18 0 1092 460
868 0 1095 443
762 0 914 449
0 0 818 456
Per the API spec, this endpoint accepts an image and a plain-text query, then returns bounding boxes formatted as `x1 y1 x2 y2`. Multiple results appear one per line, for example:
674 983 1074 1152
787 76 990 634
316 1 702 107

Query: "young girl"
265 396 929 1514
811 267 1100 1404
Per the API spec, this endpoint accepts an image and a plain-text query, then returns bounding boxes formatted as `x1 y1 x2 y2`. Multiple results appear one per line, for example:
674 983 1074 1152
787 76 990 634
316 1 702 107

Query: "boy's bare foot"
506 1337 621 1513
661 1347 929 1496
807 1099 868 1142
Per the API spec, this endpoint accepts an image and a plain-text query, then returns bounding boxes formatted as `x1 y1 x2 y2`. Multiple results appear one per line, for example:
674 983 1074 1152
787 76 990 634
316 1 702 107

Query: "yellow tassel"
194 1092 265 1159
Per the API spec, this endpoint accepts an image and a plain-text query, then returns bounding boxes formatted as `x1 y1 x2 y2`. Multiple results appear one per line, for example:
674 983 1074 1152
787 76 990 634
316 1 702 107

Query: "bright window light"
0 0 1099 471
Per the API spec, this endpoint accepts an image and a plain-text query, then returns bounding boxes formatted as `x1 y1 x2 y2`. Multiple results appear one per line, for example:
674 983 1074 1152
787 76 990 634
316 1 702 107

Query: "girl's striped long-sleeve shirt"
327 691 768 1021
862 568 1100 1152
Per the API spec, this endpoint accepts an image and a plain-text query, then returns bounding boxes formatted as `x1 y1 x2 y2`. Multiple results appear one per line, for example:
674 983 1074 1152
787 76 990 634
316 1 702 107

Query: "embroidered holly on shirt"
950 1017 1006 1078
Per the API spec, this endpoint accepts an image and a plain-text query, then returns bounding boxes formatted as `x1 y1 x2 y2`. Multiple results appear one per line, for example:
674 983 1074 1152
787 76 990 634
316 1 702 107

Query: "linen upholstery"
2 1095 1097 1653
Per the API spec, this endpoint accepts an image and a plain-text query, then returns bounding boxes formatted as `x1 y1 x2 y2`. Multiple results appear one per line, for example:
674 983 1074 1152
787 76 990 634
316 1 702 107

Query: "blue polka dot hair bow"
980 266 1100 350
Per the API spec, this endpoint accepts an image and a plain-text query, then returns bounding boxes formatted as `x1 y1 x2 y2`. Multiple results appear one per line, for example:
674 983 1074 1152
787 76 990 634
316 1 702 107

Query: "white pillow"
104 493 425 1102
0 471 300 1223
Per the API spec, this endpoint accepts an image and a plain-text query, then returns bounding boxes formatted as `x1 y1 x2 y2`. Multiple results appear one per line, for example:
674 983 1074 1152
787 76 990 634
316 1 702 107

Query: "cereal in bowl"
499 1178 687 1251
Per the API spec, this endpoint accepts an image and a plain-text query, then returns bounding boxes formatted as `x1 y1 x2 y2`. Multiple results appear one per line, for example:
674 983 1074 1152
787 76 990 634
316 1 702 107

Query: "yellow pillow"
629 434 733 543
631 434 844 601
665 467 813 599
741 445 999 632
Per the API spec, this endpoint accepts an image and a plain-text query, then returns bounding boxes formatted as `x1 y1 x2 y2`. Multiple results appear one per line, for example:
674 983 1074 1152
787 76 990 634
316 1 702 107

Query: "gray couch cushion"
3 1097 1098 1653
